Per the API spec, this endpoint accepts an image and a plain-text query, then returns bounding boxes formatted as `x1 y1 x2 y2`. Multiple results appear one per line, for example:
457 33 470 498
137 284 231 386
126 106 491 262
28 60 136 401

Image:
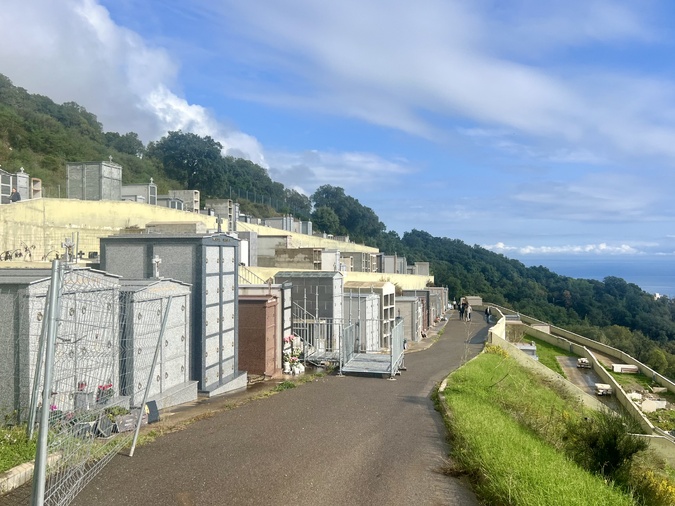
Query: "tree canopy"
147 131 225 197
310 184 385 243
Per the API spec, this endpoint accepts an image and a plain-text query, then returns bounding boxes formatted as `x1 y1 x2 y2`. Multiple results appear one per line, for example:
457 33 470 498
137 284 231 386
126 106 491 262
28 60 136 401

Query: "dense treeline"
2 74 675 378
376 229 675 378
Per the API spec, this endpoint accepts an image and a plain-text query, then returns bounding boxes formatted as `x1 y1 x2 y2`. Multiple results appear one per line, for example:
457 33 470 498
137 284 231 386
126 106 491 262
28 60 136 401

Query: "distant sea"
517 256 675 298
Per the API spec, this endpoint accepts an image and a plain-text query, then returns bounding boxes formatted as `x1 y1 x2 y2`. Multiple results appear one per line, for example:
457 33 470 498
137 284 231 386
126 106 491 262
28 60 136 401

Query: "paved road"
71 318 487 506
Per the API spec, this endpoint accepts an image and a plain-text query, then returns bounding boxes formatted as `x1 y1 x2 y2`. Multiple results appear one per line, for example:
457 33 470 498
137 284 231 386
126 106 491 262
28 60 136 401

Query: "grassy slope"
443 350 636 506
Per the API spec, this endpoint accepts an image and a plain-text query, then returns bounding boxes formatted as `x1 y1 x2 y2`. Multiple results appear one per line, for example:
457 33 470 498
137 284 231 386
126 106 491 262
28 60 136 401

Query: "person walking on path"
466 304 472 321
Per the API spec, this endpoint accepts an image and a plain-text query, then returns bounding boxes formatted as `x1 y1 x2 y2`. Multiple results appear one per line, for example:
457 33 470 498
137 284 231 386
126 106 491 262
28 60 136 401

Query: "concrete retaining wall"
488 305 675 458
0 198 218 261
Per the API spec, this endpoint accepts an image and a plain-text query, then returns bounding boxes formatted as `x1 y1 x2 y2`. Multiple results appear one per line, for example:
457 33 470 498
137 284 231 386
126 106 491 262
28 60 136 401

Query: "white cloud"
484 1 653 56
484 242 641 255
145 86 266 166
267 150 414 196
508 172 674 223
188 0 675 166
0 0 265 164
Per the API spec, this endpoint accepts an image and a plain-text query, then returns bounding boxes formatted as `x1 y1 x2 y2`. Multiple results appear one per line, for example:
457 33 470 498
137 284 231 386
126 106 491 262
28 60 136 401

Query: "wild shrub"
628 467 675 506
563 408 648 480
483 344 508 357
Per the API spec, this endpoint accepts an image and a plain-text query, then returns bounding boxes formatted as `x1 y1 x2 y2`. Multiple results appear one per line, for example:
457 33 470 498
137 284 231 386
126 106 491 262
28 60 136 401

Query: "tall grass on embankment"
441 348 636 506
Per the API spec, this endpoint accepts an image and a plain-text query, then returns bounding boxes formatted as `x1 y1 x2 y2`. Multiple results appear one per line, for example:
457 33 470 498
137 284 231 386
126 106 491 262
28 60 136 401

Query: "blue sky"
3 0 675 269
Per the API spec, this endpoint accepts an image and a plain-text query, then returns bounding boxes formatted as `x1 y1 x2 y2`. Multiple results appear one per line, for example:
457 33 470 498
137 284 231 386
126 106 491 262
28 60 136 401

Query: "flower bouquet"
96 383 114 404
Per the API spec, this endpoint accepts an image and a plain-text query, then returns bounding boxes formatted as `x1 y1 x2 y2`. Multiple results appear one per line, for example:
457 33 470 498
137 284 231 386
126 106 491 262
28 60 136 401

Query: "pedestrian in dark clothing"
9 187 21 203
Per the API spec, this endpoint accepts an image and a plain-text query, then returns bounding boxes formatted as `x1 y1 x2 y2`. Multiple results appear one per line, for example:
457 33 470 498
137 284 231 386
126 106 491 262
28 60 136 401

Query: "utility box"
67 161 122 201
100 233 246 396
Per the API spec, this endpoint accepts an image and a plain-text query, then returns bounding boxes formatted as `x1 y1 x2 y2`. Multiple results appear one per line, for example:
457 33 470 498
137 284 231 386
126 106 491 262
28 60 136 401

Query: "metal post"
302 289 307 366
31 260 62 506
315 290 319 333
129 296 173 457
390 322 395 379
27 277 54 439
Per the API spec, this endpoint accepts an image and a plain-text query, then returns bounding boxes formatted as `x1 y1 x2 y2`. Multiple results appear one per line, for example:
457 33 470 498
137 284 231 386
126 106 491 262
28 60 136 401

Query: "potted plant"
72 410 99 438
103 406 131 433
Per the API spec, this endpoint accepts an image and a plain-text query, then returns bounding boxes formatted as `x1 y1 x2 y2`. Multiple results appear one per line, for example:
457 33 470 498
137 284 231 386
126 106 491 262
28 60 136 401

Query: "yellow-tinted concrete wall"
0 199 217 262
246 266 433 291
237 222 379 254
1 200 434 291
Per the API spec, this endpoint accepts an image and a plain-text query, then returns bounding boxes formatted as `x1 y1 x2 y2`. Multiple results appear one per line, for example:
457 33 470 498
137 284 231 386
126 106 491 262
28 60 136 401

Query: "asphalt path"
71 317 487 506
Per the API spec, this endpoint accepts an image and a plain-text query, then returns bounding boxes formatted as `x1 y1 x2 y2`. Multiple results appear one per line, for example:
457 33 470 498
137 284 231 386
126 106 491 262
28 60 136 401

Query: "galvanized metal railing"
389 318 406 378
238 265 268 285
340 322 358 375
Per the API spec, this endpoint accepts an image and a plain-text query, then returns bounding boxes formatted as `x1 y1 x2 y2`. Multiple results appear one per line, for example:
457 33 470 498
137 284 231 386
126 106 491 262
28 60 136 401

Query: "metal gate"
340 317 406 379
291 301 406 378
291 302 342 364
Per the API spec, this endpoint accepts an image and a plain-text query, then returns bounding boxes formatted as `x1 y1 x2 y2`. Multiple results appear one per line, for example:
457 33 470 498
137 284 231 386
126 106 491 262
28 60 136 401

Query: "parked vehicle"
577 358 591 369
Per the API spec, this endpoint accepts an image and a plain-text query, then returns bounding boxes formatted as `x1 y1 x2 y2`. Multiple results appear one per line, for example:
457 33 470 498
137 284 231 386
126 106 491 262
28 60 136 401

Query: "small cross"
152 254 162 278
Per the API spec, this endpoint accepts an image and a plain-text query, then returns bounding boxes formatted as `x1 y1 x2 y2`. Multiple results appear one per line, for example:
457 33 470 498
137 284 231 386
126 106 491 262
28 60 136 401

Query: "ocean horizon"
517 255 675 298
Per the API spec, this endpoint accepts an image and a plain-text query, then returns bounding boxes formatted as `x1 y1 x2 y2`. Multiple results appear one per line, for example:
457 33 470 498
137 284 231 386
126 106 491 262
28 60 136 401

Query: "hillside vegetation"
2 74 675 378
442 347 675 505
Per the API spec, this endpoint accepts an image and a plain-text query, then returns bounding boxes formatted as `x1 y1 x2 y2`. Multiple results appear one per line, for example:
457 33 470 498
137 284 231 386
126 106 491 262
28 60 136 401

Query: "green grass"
524 334 576 378
608 370 657 391
0 426 37 474
442 351 637 505
645 409 675 431
274 381 297 391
